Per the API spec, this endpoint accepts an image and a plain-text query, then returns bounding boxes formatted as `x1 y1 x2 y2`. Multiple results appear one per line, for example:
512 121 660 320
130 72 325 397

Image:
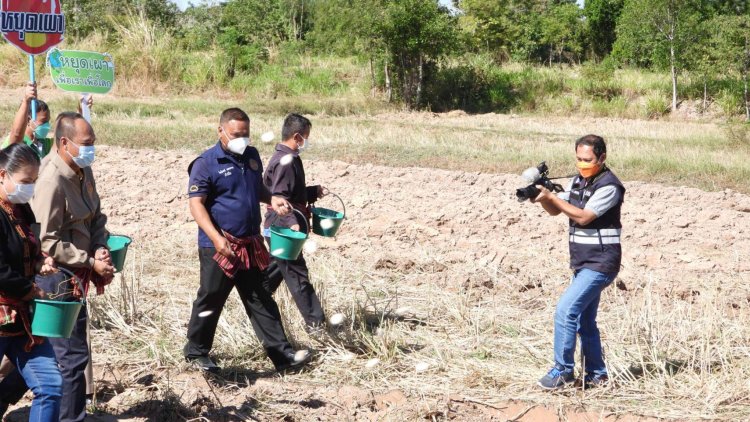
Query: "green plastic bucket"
270 209 308 260
31 299 83 338
311 192 346 238
107 235 132 273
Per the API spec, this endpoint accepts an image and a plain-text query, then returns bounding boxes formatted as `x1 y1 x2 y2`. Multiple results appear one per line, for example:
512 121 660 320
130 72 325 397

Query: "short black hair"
575 134 607 158
55 112 86 147
0 143 41 174
281 113 312 141
220 108 250 126
27 99 49 120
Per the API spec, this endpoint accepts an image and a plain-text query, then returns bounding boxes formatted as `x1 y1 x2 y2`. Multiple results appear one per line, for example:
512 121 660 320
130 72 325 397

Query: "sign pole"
29 55 37 121
81 93 91 123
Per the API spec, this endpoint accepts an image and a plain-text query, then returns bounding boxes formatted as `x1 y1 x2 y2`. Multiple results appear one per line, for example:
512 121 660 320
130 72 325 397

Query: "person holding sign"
31 112 114 422
1 82 94 159
1 83 52 158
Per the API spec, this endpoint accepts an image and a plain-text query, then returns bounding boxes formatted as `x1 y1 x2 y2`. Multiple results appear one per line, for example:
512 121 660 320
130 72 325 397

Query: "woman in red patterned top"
0 143 62 420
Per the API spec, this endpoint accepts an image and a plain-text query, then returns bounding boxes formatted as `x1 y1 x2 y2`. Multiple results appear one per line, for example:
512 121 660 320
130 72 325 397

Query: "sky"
169 0 584 12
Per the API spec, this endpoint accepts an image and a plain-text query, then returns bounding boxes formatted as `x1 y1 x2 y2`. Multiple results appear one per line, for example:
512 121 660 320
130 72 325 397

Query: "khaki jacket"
31 153 108 268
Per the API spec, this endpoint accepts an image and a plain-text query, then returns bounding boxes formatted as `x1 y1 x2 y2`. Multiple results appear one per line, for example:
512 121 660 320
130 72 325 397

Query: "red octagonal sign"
1 0 65 56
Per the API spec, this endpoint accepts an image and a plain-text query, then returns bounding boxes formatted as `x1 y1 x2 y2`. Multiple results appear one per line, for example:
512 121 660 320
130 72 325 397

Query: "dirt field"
4 134 750 420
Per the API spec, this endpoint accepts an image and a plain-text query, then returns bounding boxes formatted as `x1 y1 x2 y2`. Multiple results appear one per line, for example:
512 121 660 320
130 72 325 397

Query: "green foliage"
5 0 750 117
422 59 515 113
583 0 624 60
306 0 379 55
612 0 705 70
645 93 669 118
717 89 744 117
63 0 178 40
539 2 585 65
375 0 458 107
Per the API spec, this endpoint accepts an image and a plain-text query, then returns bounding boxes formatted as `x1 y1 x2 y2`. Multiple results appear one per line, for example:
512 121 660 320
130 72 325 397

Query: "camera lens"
515 185 540 201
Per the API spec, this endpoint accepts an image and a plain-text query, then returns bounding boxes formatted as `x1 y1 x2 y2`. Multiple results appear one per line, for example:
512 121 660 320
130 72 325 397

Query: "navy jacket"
188 142 268 247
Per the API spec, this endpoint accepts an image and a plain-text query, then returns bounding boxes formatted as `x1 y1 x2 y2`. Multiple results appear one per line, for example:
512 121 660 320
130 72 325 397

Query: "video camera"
515 162 565 202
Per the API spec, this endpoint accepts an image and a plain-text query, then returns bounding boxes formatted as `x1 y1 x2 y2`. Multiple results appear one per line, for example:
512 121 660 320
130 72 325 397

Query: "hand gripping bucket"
311 192 346 238
107 234 132 273
269 209 309 260
31 269 85 338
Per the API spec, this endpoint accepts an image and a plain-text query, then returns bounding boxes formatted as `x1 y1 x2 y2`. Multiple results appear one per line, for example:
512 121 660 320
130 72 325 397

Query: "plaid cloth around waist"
213 231 270 279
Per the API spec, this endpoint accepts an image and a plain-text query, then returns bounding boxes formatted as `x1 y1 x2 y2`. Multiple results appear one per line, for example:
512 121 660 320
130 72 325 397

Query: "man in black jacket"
263 114 328 331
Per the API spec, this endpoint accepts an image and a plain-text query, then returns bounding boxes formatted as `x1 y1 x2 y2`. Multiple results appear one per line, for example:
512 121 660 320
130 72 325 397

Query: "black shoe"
186 355 220 373
275 350 312 372
583 373 609 388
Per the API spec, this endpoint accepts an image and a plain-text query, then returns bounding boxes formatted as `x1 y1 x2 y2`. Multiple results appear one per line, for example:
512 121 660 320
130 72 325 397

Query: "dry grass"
84 228 750 420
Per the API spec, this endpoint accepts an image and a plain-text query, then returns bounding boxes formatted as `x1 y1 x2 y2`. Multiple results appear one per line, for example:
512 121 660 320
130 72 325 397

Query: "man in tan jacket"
31 112 114 422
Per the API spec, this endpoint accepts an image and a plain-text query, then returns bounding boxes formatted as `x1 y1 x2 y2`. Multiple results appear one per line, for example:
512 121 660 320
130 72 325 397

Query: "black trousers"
36 272 89 422
184 248 295 369
264 250 325 328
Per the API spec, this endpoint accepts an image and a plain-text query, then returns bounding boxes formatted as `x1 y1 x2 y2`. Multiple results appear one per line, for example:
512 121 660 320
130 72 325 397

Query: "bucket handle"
269 208 309 237
57 267 88 304
313 191 347 220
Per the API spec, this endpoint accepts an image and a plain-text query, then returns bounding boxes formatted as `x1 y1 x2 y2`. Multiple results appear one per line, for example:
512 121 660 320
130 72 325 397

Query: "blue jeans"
0 336 62 421
553 268 616 376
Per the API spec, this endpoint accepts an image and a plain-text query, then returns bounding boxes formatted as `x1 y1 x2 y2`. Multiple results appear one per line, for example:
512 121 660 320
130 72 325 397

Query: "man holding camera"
530 134 624 390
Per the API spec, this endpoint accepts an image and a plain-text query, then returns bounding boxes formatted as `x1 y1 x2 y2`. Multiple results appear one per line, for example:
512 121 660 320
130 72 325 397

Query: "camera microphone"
521 166 541 183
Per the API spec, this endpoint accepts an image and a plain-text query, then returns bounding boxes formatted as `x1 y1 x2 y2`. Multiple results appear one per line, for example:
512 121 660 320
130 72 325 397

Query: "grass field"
1 90 748 194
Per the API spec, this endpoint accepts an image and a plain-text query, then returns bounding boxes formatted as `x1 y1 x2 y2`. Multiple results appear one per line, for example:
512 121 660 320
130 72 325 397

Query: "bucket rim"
32 298 84 306
269 225 308 239
311 192 346 219
268 208 309 239
311 207 345 220
108 234 133 244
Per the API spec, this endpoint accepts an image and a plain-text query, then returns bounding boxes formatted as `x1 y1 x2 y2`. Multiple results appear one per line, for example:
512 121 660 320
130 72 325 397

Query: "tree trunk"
669 39 677 112
385 58 392 103
369 57 376 94
744 74 749 121
745 32 750 121
703 80 707 113
416 54 424 108
299 0 304 41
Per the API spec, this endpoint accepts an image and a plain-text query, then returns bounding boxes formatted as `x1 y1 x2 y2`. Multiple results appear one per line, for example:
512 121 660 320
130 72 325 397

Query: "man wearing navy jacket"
184 108 310 373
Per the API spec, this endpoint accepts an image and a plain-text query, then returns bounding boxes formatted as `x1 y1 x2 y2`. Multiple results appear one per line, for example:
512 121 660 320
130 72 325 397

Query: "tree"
613 0 703 112
708 15 750 120
583 0 624 61
376 0 458 108
459 0 517 60
540 2 585 66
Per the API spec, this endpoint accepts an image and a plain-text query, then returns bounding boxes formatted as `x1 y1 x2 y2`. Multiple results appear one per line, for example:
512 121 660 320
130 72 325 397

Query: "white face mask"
221 128 249 155
2 173 35 204
227 137 250 155
297 136 310 152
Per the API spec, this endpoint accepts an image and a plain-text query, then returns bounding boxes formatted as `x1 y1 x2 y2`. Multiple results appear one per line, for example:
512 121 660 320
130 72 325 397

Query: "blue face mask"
66 140 96 168
33 122 51 139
